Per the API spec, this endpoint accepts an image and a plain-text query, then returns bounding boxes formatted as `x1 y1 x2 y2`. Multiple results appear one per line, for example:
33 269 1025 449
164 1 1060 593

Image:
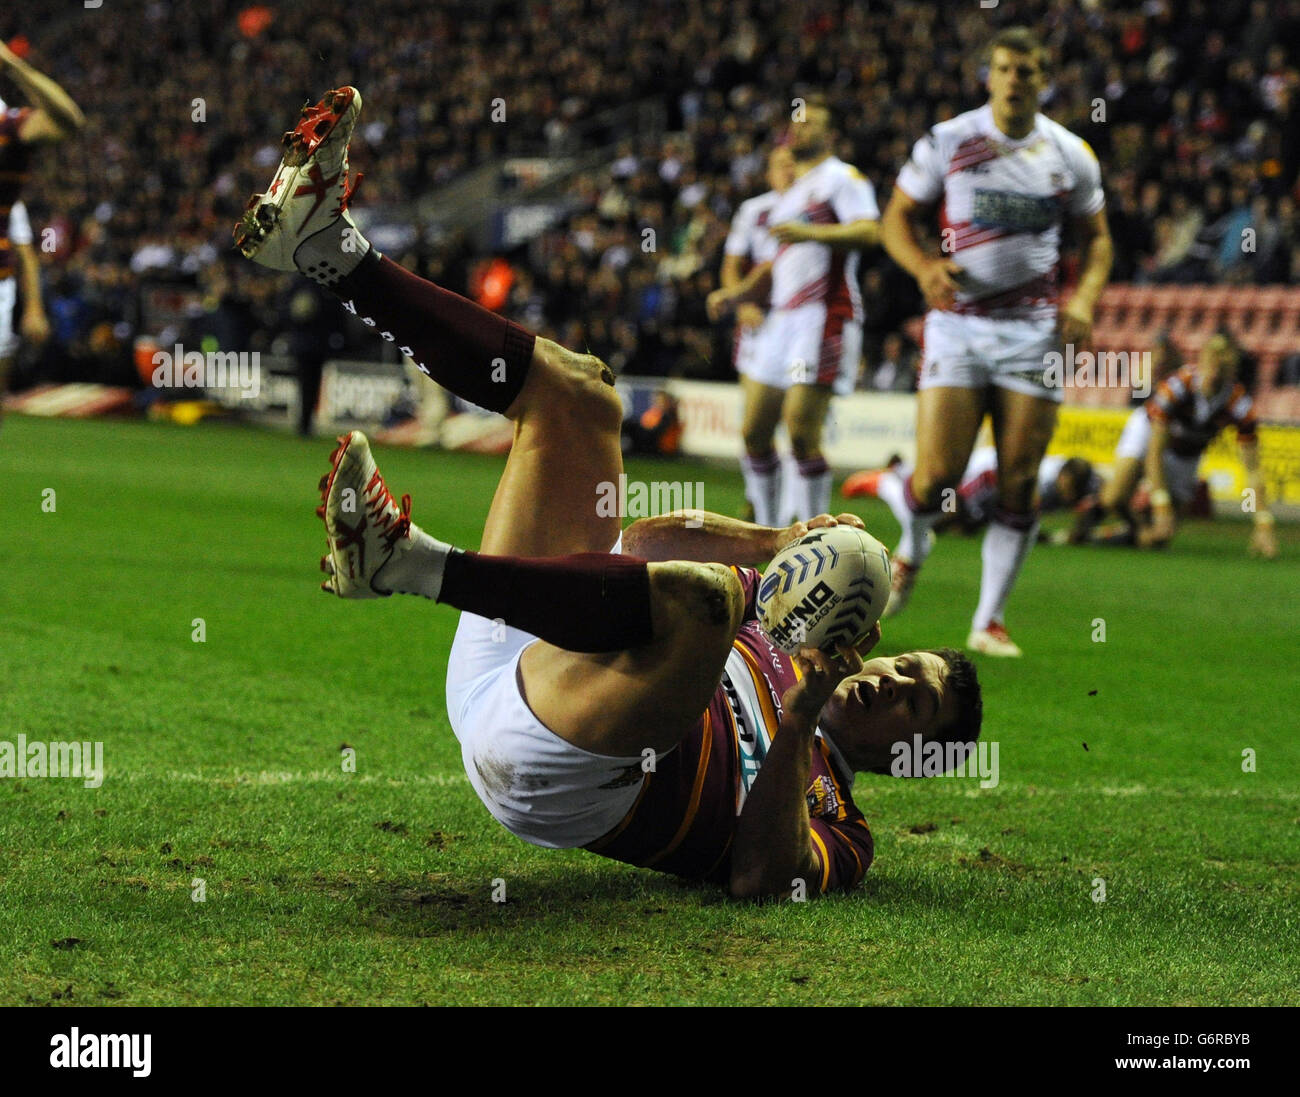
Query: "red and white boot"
317 431 413 598
233 86 369 288
967 621 1023 658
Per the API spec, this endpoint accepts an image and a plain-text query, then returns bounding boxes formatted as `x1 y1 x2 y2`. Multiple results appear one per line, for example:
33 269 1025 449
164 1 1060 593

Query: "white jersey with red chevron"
769 156 879 318
895 104 1104 319
724 189 782 267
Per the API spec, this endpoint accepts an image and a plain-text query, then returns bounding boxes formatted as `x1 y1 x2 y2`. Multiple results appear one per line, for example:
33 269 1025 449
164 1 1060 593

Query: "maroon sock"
438 550 654 653
332 250 535 414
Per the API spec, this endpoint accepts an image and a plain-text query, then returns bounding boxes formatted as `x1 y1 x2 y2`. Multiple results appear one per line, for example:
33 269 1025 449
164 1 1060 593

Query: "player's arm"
730 644 861 900
0 41 85 141
1239 438 1278 559
712 253 764 330
15 241 49 343
1060 208 1113 348
719 252 744 292
880 189 961 310
707 260 772 321
770 218 879 249
622 511 865 567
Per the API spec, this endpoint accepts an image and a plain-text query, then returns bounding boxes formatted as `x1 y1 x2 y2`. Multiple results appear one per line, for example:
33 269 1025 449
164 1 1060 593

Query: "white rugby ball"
757 525 891 654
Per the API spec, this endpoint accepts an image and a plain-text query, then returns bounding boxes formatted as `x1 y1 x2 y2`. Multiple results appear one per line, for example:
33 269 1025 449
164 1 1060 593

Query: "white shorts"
918 310 1062 402
766 303 862 395
1113 406 1200 504
0 277 16 360
734 316 787 390
443 537 647 849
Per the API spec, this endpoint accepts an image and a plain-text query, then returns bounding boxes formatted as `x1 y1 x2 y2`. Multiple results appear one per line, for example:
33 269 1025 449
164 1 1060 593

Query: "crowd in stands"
7 0 1300 395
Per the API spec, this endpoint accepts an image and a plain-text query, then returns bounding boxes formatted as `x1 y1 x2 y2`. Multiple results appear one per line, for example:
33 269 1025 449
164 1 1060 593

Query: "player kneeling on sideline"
1070 332 1277 558
235 87 983 900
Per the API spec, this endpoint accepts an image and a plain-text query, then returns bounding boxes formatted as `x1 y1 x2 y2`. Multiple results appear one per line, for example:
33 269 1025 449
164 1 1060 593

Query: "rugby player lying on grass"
234 87 982 900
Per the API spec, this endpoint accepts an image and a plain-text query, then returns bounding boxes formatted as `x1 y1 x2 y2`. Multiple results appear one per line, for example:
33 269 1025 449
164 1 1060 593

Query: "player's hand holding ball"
778 511 865 551
758 519 891 655
785 644 862 723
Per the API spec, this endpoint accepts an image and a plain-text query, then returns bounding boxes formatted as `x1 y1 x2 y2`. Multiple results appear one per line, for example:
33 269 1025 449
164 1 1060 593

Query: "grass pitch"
2 414 1297 1005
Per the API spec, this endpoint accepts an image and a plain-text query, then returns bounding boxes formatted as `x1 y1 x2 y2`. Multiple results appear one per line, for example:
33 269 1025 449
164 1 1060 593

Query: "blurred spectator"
868 332 917 393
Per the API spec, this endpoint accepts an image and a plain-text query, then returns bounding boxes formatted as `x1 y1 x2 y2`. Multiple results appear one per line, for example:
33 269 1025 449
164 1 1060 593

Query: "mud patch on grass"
958 847 1031 876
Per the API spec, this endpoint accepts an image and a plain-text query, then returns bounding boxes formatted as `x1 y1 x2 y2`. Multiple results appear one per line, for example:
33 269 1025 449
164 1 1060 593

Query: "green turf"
2 414 1297 1005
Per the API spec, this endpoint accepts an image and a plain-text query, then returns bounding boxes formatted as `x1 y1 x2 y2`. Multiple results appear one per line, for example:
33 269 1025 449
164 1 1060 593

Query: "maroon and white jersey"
895 104 1104 320
768 156 879 319
1147 364 1257 459
585 565 874 893
0 106 33 280
724 190 782 269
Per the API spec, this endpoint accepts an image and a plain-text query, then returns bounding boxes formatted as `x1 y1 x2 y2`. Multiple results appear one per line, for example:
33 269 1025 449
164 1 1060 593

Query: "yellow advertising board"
1047 405 1300 508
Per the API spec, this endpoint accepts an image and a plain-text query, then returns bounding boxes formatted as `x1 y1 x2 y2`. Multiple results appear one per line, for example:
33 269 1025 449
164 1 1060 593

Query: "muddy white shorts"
444 535 647 849
766 303 862 395
918 309 1062 402
1114 406 1200 504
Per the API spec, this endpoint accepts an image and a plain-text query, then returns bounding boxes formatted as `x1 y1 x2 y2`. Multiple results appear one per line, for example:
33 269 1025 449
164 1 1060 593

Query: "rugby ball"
757 526 891 654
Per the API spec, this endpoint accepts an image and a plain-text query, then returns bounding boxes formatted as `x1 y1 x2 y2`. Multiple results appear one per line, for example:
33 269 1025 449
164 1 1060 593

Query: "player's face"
767 147 796 191
987 47 1046 130
820 651 958 771
1199 335 1236 391
1055 470 1083 507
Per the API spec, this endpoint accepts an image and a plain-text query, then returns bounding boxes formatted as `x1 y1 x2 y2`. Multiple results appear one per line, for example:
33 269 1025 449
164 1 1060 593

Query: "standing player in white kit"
711 146 795 527
879 27 1113 656
710 96 881 524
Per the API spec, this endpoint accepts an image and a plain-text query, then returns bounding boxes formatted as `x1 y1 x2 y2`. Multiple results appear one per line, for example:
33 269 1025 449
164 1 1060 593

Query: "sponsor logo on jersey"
805 774 840 817
971 188 1061 233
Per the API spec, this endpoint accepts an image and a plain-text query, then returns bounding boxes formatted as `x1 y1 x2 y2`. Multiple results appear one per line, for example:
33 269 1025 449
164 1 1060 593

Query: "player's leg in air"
885 384 986 618
235 88 751 839
843 454 912 529
968 386 1057 656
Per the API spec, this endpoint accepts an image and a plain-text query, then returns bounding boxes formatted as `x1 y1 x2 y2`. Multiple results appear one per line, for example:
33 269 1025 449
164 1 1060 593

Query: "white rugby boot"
316 431 413 598
233 86 370 288
966 621 1024 658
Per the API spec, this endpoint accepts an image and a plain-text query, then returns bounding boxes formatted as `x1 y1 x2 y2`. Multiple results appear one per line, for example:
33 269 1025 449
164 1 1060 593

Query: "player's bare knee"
650 562 744 640
543 342 621 426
